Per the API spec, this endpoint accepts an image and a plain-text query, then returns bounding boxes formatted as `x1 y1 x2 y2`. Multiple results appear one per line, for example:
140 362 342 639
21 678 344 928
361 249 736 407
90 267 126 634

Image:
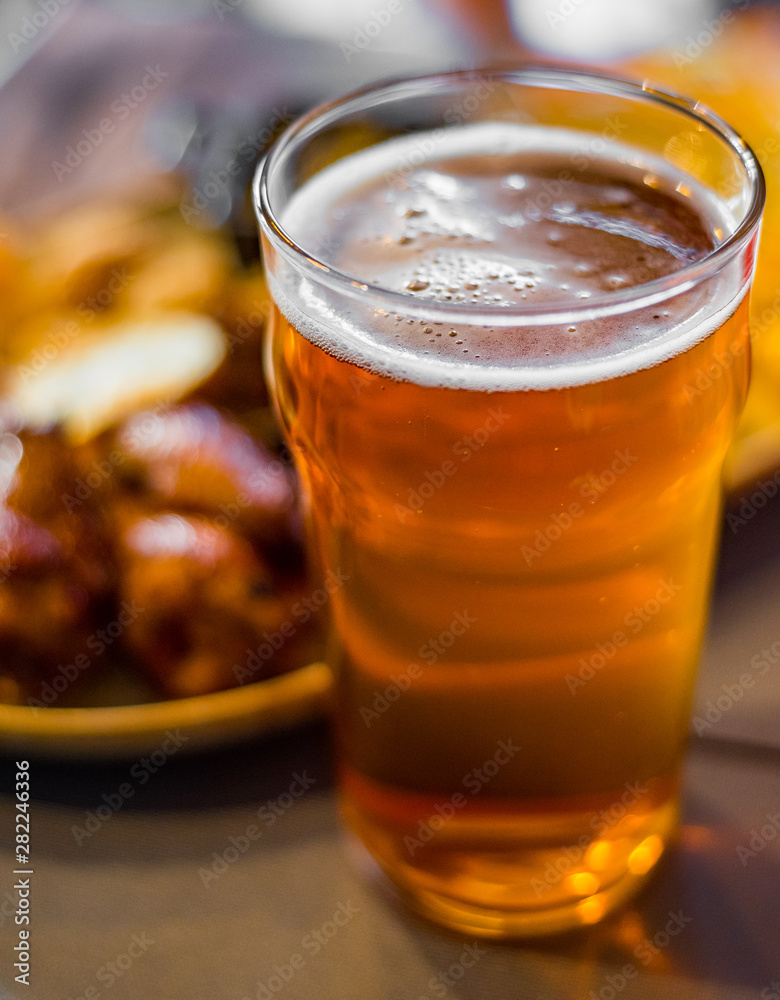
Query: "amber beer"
256 71 764 936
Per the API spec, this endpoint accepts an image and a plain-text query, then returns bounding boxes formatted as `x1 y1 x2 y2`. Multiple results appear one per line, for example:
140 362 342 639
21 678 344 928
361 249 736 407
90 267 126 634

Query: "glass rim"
254 66 765 327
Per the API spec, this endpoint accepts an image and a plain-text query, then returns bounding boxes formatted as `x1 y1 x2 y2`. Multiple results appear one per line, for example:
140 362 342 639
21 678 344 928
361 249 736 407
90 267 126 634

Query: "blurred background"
1 0 780 706
1 0 778 467
1 5 779 999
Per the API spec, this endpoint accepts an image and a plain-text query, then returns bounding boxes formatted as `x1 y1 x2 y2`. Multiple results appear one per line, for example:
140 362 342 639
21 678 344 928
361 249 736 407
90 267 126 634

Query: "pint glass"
254 69 764 936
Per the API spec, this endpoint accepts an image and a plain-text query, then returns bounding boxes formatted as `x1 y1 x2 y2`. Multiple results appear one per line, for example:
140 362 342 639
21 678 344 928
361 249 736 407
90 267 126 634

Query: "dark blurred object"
148 98 304 264
0 0 473 226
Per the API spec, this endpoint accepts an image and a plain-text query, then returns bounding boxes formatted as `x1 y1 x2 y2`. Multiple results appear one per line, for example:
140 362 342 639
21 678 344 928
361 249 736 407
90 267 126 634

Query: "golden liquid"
267 135 751 935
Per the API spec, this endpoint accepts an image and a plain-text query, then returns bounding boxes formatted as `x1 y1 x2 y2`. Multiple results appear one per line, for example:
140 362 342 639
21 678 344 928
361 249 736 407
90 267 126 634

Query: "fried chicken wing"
116 403 296 546
0 507 108 705
0 193 313 705
118 512 305 698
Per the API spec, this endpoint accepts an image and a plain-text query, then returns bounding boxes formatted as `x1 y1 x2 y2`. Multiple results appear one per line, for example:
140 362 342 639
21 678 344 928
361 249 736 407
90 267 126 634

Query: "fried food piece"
0 191 314 704
6 424 83 523
5 428 116 597
115 403 296 546
0 508 105 705
6 312 227 444
0 428 116 707
118 512 304 697
28 201 157 313
28 194 236 317
0 427 118 705
125 231 235 317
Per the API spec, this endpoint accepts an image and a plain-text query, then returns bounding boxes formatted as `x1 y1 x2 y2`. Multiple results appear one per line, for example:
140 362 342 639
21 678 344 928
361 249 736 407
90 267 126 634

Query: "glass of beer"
254 69 764 937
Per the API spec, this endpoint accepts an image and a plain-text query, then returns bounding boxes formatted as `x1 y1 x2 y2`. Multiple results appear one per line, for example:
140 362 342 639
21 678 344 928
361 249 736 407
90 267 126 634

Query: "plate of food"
5 10 780 761
0 189 332 759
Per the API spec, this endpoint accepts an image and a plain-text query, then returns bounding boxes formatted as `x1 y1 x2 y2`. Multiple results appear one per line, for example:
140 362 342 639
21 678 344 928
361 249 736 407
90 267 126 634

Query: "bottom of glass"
341 771 679 939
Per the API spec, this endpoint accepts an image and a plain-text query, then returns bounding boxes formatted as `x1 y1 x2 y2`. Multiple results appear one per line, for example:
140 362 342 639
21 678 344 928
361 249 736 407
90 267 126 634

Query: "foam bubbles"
390 249 544 306
274 123 741 392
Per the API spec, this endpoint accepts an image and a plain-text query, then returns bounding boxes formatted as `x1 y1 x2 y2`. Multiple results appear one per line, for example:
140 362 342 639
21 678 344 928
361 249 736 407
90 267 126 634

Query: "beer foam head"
272 123 744 391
